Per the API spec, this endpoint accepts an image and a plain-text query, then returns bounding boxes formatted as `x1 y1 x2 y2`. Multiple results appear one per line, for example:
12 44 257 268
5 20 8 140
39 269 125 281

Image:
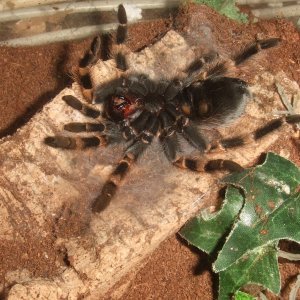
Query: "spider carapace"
45 4 300 212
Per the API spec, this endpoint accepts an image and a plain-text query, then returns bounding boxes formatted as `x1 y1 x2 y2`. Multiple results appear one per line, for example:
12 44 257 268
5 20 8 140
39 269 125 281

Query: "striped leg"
114 4 129 71
191 38 281 82
63 95 101 119
45 95 106 149
44 135 106 150
183 38 280 85
78 36 101 102
77 4 129 102
185 51 218 76
173 114 300 173
175 156 244 173
92 140 148 212
64 122 105 133
209 115 300 151
92 117 159 212
234 38 281 65
161 132 244 173
211 39 281 78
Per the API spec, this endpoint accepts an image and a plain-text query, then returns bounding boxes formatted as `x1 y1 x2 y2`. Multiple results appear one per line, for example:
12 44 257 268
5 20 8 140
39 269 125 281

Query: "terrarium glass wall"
0 0 299 46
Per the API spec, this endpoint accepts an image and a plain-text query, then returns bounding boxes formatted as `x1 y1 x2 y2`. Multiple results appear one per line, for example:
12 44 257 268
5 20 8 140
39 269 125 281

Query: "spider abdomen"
181 77 250 127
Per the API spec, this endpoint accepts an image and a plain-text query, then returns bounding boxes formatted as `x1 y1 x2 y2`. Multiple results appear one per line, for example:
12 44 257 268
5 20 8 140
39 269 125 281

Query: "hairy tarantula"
45 4 300 213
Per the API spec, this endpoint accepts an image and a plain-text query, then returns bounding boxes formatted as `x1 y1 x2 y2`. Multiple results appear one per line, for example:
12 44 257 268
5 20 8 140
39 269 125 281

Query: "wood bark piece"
0 29 297 299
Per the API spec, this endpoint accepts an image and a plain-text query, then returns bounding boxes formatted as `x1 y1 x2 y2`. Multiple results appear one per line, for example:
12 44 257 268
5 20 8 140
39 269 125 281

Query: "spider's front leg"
92 111 160 213
92 140 148 213
77 4 128 103
78 36 101 102
44 135 106 150
44 95 107 149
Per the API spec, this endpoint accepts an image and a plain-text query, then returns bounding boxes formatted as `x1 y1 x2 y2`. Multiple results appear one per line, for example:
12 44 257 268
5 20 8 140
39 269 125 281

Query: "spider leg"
175 156 244 173
180 122 208 152
92 140 148 213
78 36 101 101
77 4 129 101
44 94 106 149
234 38 281 65
160 132 180 163
184 115 300 171
114 4 129 71
63 95 101 119
178 114 300 172
161 132 243 173
209 114 300 151
44 135 106 150
183 52 219 85
64 122 105 133
206 38 281 78
185 51 218 75
92 116 160 212
187 38 280 82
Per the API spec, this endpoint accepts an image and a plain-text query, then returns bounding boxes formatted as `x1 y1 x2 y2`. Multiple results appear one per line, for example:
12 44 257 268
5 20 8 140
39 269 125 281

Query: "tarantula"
45 4 300 212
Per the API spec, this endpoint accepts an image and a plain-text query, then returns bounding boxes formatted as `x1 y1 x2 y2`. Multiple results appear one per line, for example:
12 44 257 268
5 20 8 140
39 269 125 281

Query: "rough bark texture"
1 5 300 300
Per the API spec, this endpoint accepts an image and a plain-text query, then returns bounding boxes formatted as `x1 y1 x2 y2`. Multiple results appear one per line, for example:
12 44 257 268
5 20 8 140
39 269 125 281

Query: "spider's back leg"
161 131 244 173
234 38 281 66
172 114 300 174
209 114 300 151
185 38 280 86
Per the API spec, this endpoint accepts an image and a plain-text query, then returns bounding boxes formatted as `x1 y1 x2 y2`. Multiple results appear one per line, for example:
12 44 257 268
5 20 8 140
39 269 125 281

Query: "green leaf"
219 243 280 299
180 153 300 298
193 0 248 23
214 153 300 272
180 186 243 254
234 291 257 300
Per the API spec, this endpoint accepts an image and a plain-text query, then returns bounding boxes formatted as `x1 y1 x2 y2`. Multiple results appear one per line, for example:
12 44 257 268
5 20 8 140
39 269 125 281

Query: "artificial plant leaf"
193 0 248 23
234 291 258 300
180 186 243 254
219 242 280 299
214 152 300 272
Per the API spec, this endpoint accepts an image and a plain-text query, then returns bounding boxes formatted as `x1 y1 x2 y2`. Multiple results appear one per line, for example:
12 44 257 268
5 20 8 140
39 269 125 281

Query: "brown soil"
0 3 300 299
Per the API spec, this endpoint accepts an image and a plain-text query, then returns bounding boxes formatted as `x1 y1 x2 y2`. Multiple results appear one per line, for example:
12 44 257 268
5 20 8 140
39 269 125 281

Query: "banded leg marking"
64 122 105 133
92 140 148 213
161 131 243 173
235 38 281 65
210 115 300 151
185 51 218 75
44 135 106 149
114 4 128 71
92 155 132 212
63 95 100 119
174 157 244 173
116 4 127 45
78 36 101 101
